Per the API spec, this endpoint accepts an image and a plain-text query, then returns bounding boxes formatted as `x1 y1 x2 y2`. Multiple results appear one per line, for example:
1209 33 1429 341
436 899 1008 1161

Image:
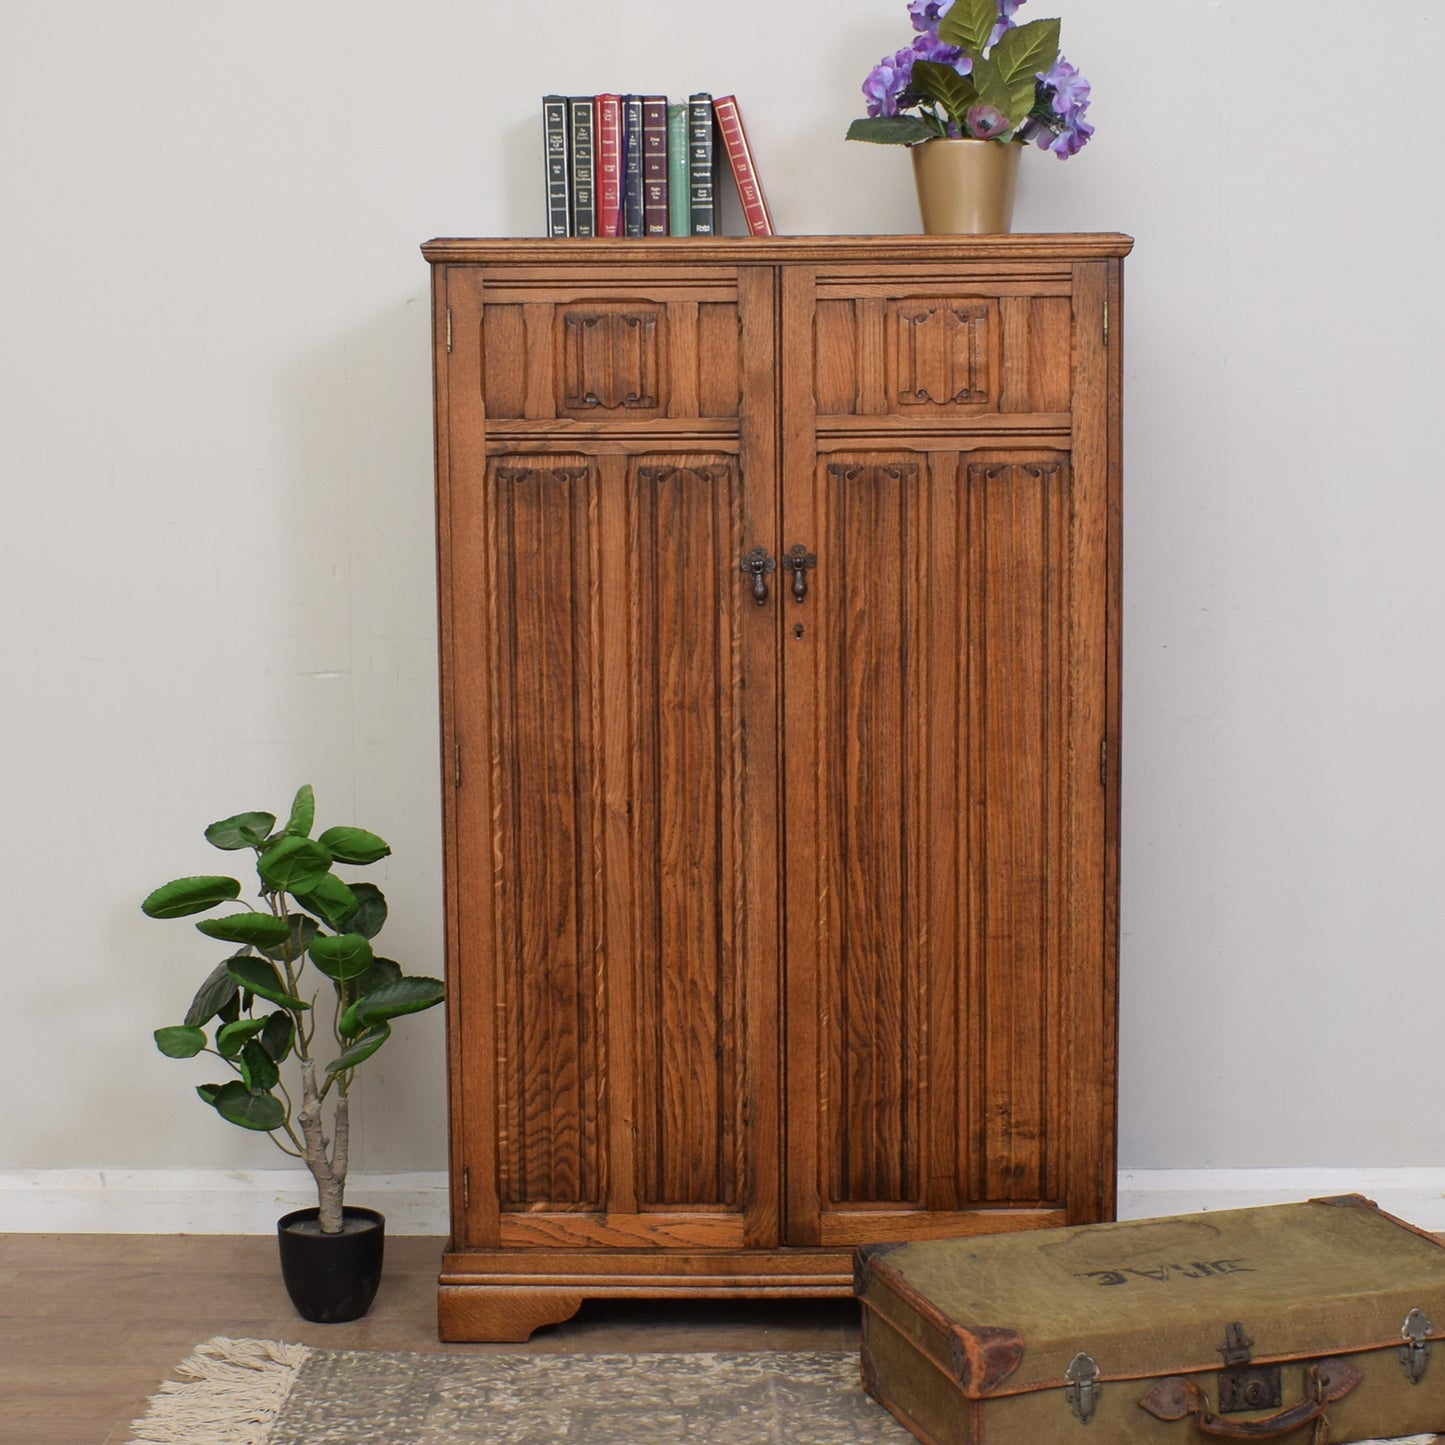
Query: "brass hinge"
1100 738 1108 788
446 307 453 353
454 740 462 788
462 1165 470 1208
1103 299 1110 348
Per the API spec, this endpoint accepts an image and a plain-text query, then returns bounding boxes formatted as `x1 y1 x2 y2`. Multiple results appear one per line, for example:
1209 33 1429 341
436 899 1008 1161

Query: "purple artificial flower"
989 0 1026 47
909 0 953 32
911 28 972 75
965 104 1010 139
863 46 917 116
1037 53 1094 157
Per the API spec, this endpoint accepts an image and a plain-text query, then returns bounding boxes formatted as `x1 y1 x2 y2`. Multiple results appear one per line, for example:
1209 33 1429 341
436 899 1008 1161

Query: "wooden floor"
0 1233 861 1445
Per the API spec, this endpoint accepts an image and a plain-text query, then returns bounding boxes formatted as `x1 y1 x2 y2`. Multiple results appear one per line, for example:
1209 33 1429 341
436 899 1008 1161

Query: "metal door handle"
781 545 817 603
740 547 776 605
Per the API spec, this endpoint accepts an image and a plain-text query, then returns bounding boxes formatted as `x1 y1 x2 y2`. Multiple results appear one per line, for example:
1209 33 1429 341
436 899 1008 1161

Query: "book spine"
594 93 622 237
622 96 645 237
568 95 595 238
641 96 669 237
713 94 774 237
543 95 571 237
667 103 690 236
687 93 715 236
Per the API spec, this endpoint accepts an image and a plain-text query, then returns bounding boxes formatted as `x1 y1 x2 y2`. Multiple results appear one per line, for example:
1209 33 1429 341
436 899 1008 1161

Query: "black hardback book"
622 95 645 238
542 95 571 237
687 92 716 236
567 95 596 238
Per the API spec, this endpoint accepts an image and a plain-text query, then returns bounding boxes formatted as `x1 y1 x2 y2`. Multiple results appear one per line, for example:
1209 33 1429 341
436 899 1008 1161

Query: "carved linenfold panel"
560 307 663 414
487 457 602 1210
890 299 998 410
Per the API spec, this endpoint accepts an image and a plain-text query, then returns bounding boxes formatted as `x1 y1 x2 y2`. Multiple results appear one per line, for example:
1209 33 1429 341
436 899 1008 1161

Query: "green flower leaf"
208 1080 286 1132
349 956 402 1001
259 914 320 965
308 932 375 982
846 115 938 145
937 0 997 56
910 60 980 125
226 954 310 1011
142 876 242 920
292 875 359 931
285 785 315 838
257 836 333 895
990 17 1060 89
324 1022 392 1075
184 959 241 1028
340 883 388 941
204 812 277 851
154 1026 207 1059
196 1082 225 1106
318 826 391 866
196 912 291 947
972 55 1037 128
340 976 445 1038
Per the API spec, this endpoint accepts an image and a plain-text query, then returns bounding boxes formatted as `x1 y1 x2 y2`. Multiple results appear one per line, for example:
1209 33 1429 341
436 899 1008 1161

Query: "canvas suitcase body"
856 1196 1445 1445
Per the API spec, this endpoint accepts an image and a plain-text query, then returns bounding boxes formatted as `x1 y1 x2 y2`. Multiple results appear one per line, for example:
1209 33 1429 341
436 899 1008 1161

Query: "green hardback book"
667 102 690 236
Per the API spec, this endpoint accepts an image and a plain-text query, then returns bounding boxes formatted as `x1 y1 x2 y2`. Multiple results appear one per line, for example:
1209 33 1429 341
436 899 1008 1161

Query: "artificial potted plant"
847 0 1092 233
144 785 444 1322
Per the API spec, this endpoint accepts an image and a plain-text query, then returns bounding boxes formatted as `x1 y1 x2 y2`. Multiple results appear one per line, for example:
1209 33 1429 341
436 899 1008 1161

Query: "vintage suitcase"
856 1196 1445 1444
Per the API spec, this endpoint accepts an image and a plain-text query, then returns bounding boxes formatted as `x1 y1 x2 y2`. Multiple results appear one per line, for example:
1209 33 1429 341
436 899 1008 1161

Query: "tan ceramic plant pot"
910 137 1022 234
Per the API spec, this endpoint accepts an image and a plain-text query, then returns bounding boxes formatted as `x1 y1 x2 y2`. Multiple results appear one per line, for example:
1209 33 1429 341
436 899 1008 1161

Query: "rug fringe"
127 1336 311 1444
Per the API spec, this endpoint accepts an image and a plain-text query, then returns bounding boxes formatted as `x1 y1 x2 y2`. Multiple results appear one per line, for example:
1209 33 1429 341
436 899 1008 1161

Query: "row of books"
543 93 773 240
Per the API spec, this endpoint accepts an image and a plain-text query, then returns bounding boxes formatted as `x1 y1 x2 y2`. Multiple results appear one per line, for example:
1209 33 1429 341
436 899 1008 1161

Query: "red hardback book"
712 94 774 236
641 95 669 237
593 93 623 237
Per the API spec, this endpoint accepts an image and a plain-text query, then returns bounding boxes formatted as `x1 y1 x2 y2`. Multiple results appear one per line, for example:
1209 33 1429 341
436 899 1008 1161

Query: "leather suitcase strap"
1139 1357 1363 1442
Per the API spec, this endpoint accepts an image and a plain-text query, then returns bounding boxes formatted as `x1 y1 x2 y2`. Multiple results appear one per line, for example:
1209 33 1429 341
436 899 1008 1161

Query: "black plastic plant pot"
276 1205 385 1323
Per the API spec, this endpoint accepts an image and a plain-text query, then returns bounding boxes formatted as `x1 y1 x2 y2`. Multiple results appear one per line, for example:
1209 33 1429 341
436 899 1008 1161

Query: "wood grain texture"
428 236 1129 1337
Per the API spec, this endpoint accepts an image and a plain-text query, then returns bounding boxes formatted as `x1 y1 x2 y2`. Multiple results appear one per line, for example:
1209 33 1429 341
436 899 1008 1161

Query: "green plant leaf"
216 1016 269 1059
292 875 359 930
990 17 1060 89
184 959 241 1028
196 911 291 947
317 826 391 865
154 1025 207 1058
285 785 315 838
308 932 374 982
349 956 402 1001
239 1039 280 1093
260 1010 295 1064
340 975 445 1038
226 954 310 1011
196 1082 224 1106
209 1080 286 1132
845 115 937 145
937 0 997 56
259 914 319 965
142 875 242 920
340 884 387 941
204 812 277 851
257 836 333 895
325 1022 392 1074
910 60 980 124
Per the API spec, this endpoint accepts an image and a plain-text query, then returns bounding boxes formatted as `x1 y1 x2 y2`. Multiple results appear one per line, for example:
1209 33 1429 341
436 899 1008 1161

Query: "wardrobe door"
779 261 1116 1247
436 264 782 1257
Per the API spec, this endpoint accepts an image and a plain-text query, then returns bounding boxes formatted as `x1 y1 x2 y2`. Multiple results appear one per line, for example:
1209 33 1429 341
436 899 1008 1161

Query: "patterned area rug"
127 1337 1444 1445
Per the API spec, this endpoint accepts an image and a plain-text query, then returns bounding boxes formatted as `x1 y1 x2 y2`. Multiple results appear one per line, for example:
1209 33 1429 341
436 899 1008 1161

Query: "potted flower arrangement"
847 0 1093 233
144 785 445 1322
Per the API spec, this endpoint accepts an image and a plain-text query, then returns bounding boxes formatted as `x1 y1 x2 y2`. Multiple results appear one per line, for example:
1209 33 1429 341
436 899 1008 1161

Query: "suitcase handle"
1138 1357 1362 1440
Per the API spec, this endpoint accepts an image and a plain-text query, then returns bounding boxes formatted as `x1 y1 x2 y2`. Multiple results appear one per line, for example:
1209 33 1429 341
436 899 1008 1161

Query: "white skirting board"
2 1168 1444 1234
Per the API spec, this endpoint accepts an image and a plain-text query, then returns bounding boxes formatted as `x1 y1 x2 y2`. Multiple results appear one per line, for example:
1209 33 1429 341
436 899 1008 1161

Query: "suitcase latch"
1064 1351 1100 1424
1216 1322 1283 1413
1399 1307 1433 1384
